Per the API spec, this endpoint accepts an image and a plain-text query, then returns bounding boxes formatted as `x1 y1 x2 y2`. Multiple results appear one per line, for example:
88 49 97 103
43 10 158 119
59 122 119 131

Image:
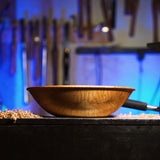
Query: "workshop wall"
0 0 159 116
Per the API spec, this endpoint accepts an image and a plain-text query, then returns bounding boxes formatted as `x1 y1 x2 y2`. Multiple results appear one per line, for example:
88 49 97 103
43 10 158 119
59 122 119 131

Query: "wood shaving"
116 112 160 119
0 109 42 120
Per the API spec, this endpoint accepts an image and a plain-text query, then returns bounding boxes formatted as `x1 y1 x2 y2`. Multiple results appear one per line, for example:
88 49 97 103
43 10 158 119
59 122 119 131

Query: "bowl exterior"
27 86 135 117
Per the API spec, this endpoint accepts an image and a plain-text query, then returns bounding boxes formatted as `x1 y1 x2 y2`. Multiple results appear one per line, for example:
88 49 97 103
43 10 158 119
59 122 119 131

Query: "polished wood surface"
27 85 135 117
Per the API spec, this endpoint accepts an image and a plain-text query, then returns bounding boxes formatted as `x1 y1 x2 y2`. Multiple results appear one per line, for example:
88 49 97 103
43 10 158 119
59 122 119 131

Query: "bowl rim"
27 85 135 91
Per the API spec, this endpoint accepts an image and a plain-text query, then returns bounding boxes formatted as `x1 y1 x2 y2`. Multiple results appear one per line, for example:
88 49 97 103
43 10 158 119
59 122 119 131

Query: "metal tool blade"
41 42 47 86
41 16 48 86
20 18 28 104
22 44 28 103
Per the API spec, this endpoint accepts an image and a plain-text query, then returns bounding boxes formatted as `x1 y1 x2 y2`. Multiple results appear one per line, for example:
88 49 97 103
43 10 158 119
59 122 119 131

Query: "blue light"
76 52 160 115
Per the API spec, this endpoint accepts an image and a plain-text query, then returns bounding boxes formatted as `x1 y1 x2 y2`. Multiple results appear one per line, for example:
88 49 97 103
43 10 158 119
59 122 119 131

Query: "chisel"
78 0 84 38
152 0 159 42
46 8 53 85
111 0 116 29
63 22 70 85
86 0 93 40
101 0 114 42
10 20 17 75
41 16 48 86
63 48 70 85
20 18 28 104
129 0 139 37
52 19 58 85
33 18 41 80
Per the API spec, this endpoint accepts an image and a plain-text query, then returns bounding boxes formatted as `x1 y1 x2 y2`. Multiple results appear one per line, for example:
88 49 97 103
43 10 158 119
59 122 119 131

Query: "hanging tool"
111 0 116 29
52 19 58 85
0 0 10 64
124 0 132 15
33 18 41 80
10 20 17 75
58 8 67 85
78 0 84 38
68 18 75 43
63 21 71 85
63 48 70 85
101 0 114 42
70 13 78 33
0 18 5 65
41 16 48 86
25 11 33 103
27 19 35 97
86 0 93 40
0 0 10 17
20 18 28 104
129 0 139 37
0 0 9 59
152 0 160 42
124 0 139 37
46 8 54 85
28 19 34 59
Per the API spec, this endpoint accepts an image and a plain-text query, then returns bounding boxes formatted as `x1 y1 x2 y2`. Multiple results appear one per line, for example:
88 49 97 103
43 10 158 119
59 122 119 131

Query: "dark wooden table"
1 117 160 160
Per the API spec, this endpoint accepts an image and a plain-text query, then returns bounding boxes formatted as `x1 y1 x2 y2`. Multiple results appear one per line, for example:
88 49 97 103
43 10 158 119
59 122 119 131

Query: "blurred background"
0 0 160 115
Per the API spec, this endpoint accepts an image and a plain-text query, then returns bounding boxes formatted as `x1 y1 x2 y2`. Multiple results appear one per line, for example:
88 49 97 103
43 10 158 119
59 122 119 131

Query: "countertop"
1 116 160 160
1 116 160 125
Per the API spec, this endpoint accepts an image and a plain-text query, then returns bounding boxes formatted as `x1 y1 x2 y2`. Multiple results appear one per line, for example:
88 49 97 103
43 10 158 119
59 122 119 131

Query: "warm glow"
101 26 109 32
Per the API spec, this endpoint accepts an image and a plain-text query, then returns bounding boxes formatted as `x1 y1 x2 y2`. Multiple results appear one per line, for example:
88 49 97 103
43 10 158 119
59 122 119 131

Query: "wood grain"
27 85 135 117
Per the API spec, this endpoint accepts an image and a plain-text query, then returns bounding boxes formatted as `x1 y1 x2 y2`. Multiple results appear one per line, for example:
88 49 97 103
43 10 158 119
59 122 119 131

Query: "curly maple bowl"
27 85 135 117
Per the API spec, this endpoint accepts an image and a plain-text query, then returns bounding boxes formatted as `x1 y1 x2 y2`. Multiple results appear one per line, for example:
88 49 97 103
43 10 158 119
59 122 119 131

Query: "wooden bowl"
27 85 135 117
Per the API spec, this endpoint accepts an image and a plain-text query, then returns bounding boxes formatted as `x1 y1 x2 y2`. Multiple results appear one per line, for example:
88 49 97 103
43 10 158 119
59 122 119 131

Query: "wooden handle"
63 22 70 85
46 8 54 85
34 43 41 80
52 19 58 85
69 18 75 42
78 0 84 38
152 0 159 42
20 19 26 43
20 11 28 44
124 0 132 15
129 0 139 37
28 20 34 59
34 19 41 79
10 21 17 75
63 48 70 85
86 0 93 39
111 0 116 29
42 16 47 40
47 7 53 52
0 0 10 17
